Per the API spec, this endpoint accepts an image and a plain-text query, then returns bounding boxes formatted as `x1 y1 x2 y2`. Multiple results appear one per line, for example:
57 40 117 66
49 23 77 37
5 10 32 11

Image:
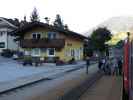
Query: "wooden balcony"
20 38 65 49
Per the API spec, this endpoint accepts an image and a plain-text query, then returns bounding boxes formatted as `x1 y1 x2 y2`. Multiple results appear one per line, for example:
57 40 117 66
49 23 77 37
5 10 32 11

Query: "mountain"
84 16 133 45
84 16 133 36
106 32 127 45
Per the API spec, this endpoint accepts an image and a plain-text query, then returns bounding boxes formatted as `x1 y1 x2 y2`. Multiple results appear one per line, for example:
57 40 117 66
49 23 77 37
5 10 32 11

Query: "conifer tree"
30 7 40 22
54 14 64 29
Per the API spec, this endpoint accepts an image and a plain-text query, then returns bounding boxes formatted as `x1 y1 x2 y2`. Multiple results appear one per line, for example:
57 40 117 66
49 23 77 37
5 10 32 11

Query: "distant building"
13 21 87 62
0 17 19 52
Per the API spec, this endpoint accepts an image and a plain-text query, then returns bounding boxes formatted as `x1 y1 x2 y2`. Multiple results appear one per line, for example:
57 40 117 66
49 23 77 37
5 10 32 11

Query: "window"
67 43 72 46
0 42 5 48
32 33 41 39
80 47 83 52
48 32 56 39
32 34 36 39
37 34 41 39
47 48 55 56
0 31 5 36
71 49 75 57
75 49 81 60
24 50 31 56
65 50 71 57
31 48 40 56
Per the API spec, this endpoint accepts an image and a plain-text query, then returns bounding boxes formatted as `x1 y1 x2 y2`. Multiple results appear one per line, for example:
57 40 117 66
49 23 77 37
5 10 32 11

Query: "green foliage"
115 40 124 48
1 49 14 58
90 27 112 52
30 7 40 22
84 39 93 57
54 14 64 29
23 56 32 61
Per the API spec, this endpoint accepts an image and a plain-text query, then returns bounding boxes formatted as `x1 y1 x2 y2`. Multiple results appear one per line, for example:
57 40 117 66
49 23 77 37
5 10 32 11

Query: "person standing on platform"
101 58 106 73
112 58 119 75
98 59 102 70
118 59 122 75
105 59 111 75
86 56 90 74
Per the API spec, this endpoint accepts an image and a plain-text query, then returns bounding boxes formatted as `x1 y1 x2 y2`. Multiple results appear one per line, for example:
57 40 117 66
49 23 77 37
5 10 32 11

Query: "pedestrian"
118 59 122 75
112 58 119 75
86 56 90 74
105 59 111 75
101 58 106 73
98 59 102 70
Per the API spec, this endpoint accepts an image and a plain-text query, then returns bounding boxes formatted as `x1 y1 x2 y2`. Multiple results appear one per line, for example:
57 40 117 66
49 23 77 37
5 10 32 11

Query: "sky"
1 0 133 33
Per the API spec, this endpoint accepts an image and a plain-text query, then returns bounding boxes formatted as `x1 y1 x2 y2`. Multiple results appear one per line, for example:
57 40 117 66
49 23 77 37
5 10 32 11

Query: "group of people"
98 57 122 75
85 56 122 75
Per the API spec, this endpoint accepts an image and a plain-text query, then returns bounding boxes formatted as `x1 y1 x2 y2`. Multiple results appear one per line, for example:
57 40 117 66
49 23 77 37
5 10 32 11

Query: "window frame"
0 31 5 36
0 42 5 48
32 33 41 39
47 32 56 39
31 48 41 57
47 48 55 57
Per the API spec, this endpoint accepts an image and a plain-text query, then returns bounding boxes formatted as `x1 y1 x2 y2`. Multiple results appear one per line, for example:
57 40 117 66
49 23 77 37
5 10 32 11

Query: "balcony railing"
20 38 65 49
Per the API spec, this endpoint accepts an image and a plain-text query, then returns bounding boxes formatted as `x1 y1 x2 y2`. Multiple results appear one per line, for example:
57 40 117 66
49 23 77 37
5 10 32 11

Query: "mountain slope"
84 16 133 36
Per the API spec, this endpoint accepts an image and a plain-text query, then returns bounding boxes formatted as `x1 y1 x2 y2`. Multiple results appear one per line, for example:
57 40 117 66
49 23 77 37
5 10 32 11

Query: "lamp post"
127 32 130 42
105 44 109 57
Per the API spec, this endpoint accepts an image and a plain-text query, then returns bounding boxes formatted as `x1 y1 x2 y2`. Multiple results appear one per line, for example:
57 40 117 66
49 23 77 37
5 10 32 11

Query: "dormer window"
32 33 41 39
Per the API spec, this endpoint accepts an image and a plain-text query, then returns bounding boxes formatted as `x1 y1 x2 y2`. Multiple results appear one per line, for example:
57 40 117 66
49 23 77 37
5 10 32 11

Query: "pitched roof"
12 21 87 40
0 17 19 28
4 18 19 27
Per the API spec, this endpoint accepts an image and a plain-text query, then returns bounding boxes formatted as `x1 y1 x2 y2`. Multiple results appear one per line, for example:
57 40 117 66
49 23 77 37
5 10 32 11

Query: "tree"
54 14 64 29
84 38 94 57
64 24 69 30
115 40 124 49
30 7 40 22
8 18 20 27
90 27 112 52
44 17 50 24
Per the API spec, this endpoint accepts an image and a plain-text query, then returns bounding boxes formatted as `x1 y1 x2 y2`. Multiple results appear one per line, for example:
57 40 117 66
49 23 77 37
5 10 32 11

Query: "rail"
58 70 103 100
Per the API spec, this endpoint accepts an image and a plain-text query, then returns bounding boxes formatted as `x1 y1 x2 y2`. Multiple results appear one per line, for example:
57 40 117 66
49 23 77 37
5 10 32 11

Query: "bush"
1 49 14 58
22 56 32 66
13 51 24 60
56 60 65 66
68 58 76 64
23 56 32 61
44 57 60 63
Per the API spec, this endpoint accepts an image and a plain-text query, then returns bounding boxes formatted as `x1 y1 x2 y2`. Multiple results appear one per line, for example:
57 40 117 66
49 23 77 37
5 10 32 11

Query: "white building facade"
0 17 18 52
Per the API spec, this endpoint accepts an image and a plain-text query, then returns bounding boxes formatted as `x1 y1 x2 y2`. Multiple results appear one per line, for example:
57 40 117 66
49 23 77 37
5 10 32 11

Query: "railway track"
58 70 103 100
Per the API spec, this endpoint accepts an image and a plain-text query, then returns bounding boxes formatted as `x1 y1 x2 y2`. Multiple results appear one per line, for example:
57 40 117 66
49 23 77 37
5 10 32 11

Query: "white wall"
0 18 18 52
7 35 18 50
0 28 8 52
0 28 18 52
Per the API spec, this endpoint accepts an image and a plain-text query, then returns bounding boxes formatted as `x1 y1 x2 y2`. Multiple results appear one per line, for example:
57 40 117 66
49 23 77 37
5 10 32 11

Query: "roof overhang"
11 21 87 40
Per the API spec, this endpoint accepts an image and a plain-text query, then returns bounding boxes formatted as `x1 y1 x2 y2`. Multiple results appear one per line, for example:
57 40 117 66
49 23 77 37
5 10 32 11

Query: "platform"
79 76 122 100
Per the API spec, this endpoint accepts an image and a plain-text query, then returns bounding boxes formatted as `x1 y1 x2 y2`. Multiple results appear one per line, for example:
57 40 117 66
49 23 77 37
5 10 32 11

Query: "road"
0 63 98 100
